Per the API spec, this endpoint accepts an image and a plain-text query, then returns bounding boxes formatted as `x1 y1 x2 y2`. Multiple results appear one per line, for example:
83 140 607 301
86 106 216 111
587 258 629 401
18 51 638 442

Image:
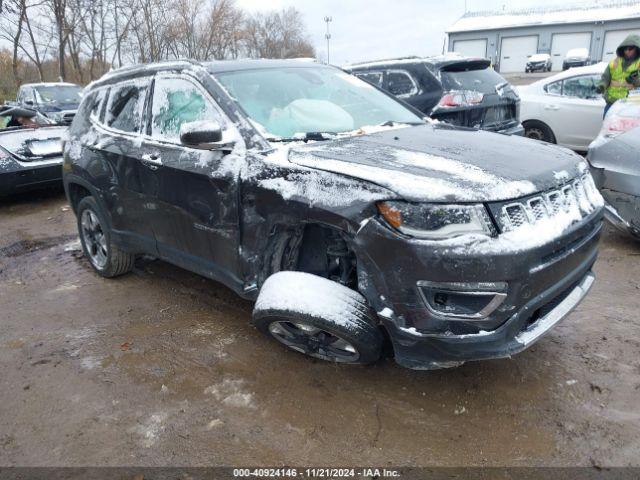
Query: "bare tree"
3 0 316 89
244 7 315 59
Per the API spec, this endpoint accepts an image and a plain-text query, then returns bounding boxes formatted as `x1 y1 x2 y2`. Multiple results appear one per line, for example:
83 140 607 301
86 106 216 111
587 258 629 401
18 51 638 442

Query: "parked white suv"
518 63 606 151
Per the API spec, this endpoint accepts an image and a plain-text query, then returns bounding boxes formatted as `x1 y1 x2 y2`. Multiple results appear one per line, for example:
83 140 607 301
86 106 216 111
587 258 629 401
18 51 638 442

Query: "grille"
501 175 601 232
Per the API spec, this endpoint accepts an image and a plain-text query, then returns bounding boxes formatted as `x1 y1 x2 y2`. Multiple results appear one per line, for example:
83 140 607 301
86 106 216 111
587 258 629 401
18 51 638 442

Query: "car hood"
287 124 586 203
0 126 67 161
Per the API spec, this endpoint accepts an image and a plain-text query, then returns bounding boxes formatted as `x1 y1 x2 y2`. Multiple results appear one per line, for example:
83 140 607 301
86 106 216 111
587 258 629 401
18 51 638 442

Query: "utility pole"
324 16 332 65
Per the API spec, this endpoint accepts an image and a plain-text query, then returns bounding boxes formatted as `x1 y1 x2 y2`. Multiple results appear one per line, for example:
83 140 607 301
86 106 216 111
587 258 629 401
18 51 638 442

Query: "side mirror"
180 121 227 149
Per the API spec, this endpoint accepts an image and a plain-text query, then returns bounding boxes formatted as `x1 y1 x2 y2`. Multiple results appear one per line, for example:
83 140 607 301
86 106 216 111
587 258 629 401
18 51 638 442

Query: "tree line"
0 0 316 101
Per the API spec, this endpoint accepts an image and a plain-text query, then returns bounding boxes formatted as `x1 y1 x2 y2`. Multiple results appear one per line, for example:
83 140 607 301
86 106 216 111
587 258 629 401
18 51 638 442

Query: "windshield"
440 68 509 94
566 49 588 59
34 85 82 105
215 66 422 139
530 54 549 62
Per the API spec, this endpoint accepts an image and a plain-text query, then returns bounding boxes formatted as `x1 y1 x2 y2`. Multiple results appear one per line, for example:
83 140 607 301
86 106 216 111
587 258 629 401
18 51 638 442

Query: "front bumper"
526 64 548 72
354 211 603 369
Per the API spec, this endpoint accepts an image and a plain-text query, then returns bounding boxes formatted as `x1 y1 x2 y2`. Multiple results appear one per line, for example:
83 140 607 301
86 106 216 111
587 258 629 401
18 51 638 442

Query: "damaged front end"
352 173 604 369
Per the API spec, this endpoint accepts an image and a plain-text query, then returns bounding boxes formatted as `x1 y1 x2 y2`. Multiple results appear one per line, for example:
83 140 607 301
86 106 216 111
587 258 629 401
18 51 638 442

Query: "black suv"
16 82 83 125
344 56 523 135
63 59 603 370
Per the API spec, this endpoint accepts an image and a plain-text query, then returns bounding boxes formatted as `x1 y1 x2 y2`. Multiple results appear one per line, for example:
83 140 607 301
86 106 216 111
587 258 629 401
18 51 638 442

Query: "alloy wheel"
268 320 360 362
80 209 108 269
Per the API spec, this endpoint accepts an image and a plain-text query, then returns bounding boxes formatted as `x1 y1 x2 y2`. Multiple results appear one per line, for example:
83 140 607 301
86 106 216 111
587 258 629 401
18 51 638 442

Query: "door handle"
141 153 161 170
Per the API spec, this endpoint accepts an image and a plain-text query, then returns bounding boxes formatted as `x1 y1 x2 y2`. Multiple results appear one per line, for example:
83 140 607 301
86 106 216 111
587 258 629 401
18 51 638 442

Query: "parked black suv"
63 59 604 370
344 56 523 135
16 82 83 125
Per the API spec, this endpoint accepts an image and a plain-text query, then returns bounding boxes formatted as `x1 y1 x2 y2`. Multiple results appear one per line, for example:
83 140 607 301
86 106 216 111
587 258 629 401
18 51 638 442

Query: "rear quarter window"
355 71 383 88
386 70 419 97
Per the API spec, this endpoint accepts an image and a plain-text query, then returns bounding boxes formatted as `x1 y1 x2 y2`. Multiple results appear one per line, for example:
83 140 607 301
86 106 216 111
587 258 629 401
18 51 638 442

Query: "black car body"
0 105 66 196
16 82 83 125
63 59 604 369
344 56 524 136
526 54 552 73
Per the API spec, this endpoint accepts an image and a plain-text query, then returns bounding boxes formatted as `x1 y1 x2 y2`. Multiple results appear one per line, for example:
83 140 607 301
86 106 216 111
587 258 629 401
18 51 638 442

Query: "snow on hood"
284 124 585 203
0 126 67 160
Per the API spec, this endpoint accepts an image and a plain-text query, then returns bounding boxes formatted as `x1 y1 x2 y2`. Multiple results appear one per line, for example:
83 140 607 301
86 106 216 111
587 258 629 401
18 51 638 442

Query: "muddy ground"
0 190 639 468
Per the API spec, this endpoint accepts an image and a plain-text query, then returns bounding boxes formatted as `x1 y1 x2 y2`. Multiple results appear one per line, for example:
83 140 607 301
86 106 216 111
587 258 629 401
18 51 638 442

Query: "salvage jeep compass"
63 59 604 369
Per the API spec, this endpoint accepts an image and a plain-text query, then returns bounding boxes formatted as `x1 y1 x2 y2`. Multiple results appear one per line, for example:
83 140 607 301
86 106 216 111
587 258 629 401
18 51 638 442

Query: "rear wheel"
524 120 556 144
77 196 135 277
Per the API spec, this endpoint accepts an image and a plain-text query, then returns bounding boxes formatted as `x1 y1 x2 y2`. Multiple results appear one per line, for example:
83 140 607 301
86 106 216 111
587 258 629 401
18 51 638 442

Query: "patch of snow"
204 378 255 409
80 356 101 370
255 271 367 331
130 412 168 448
258 170 386 207
206 419 224 430
63 239 81 252
448 2 640 33
53 283 79 293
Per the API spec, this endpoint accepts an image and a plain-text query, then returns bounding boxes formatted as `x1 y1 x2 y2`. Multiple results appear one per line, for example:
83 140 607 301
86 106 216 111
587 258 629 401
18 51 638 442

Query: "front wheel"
76 196 135 277
253 271 383 364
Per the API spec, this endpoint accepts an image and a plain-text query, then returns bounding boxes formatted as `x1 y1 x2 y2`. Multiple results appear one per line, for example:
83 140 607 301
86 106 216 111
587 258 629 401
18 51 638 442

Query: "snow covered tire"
77 196 135 278
253 271 383 365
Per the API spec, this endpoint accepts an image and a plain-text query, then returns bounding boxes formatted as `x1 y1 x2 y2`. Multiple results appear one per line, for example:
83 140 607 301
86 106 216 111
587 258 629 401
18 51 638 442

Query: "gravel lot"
0 188 639 469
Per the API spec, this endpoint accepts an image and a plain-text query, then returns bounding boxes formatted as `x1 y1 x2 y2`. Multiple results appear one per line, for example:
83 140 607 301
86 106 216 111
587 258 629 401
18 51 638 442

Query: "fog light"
417 281 508 320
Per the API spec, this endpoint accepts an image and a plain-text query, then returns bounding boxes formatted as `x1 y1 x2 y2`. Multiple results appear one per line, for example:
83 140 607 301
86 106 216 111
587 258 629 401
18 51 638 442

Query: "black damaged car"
63 59 604 370
344 56 523 135
1 105 67 196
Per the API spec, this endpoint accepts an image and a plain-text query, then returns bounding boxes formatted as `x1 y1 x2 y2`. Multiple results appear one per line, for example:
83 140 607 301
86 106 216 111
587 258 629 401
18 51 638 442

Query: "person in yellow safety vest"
597 34 640 117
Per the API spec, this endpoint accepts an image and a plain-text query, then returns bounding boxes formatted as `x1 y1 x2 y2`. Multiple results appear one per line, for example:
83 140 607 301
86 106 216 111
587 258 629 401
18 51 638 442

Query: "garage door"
500 36 538 73
453 39 487 58
550 32 592 71
603 29 639 61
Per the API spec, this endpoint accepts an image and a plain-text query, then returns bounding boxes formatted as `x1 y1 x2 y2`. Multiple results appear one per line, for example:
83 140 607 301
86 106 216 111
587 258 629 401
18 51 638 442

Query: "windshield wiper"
266 132 334 143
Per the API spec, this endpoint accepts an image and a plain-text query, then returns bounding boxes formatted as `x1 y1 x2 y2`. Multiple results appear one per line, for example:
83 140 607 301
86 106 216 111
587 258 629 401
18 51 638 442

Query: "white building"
446 1 640 73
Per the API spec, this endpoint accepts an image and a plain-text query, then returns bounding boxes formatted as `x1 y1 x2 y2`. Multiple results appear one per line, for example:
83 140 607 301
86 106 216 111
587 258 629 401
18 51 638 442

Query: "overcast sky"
236 0 587 65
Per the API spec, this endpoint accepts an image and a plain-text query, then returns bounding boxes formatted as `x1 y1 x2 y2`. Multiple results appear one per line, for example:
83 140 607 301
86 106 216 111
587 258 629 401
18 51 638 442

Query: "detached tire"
76 196 135 278
253 271 383 364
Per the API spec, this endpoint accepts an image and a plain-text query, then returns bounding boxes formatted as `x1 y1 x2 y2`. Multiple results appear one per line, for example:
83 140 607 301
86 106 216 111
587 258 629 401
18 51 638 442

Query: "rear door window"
440 67 507 94
151 76 223 142
105 80 149 133
562 75 600 99
355 71 383 88
386 70 418 97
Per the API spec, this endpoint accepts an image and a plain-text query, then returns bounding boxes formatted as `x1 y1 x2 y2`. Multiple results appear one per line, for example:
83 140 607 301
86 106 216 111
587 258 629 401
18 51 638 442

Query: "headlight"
376 201 494 240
